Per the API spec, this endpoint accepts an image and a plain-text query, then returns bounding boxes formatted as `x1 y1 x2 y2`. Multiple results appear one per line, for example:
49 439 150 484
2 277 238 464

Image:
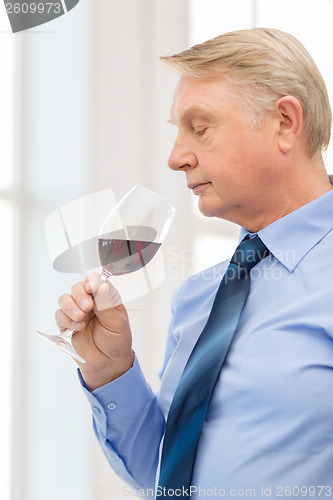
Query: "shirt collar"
239 188 333 272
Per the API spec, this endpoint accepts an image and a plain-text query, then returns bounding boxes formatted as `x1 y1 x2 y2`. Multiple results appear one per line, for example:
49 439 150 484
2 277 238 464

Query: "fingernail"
73 308 82 318
99 282 109 295
81 299 90 310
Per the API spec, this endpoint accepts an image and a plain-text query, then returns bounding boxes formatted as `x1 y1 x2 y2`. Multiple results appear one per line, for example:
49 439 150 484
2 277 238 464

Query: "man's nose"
168 134 198 171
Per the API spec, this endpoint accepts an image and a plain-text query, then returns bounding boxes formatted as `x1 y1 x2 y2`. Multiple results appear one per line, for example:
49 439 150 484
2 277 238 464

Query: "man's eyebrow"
168 105 217 126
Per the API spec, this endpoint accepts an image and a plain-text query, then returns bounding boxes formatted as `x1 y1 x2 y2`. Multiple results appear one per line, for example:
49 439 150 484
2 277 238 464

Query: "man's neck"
246 156 333 232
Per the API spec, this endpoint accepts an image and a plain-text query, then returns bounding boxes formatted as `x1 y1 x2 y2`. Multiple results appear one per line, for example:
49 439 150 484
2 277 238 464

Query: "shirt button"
107 402 117 411
92 406 101 414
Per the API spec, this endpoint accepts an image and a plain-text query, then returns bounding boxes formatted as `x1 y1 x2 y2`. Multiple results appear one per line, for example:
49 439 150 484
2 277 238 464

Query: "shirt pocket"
235 346 333 454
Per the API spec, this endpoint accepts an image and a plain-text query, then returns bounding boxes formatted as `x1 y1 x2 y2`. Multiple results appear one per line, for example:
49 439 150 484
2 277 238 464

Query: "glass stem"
62 323 77 343
99 269 112 284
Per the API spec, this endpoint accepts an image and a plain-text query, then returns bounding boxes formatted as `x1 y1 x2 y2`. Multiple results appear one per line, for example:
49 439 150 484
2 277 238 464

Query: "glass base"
36 330 86 364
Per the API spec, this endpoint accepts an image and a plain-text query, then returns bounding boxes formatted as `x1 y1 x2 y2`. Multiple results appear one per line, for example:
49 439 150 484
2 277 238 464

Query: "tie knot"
230 236 270 271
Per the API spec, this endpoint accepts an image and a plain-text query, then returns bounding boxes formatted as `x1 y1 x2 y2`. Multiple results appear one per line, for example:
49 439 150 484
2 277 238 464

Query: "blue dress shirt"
80 188 333 498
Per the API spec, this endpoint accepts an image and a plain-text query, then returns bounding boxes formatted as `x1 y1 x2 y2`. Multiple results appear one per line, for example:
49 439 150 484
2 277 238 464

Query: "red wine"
98 237 161 276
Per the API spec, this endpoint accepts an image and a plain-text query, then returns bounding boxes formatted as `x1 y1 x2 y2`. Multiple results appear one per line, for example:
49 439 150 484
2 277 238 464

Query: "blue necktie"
158 236 270 495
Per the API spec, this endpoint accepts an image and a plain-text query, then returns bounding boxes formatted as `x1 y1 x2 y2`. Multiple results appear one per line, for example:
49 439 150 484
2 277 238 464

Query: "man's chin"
197 199 222 218
197 199 236 222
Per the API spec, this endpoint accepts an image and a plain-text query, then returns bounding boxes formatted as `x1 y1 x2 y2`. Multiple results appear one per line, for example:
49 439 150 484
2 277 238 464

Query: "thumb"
84 275 128 334
93 280 124 312
95 284 130 340
84 274 123 311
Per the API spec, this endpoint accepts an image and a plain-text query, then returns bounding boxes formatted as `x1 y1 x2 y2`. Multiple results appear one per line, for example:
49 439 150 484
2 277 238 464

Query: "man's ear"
274 96 304 154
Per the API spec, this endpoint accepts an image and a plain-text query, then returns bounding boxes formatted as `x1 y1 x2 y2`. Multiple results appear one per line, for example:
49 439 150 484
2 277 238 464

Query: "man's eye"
194 127 207 136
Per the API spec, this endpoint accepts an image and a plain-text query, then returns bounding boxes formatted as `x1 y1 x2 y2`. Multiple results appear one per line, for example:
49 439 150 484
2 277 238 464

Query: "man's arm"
79 356 165 489
56 275 166 488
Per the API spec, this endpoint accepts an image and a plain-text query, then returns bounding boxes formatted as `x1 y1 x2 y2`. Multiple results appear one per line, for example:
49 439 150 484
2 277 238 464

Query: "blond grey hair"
161 28 332 159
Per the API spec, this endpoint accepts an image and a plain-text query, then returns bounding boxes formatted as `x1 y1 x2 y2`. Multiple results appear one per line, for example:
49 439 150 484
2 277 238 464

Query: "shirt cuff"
78 355 154 433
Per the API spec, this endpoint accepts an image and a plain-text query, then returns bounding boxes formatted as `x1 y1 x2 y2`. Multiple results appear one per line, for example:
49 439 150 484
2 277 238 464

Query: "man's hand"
56 274 134 391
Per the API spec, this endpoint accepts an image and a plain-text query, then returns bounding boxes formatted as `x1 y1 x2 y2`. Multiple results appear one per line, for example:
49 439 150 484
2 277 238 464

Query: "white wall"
12 2 94 499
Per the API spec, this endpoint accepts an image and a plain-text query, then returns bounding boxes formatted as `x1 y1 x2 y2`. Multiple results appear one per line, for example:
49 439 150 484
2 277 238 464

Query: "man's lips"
188 182 210 192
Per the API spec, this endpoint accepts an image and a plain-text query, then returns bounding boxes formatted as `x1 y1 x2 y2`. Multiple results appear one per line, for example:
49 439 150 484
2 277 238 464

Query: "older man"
57 28 333 498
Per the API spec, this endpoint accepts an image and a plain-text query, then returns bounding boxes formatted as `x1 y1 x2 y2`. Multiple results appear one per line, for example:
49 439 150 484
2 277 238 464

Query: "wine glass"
36 185 175 363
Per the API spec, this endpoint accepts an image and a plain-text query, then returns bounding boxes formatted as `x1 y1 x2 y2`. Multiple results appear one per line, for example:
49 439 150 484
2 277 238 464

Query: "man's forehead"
168 104 216 126
168 76 234 125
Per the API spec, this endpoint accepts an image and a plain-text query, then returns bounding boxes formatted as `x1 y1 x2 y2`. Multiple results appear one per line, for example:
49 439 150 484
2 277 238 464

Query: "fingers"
56 276 125 337
57 292 83 322
55 308 86 333
71 280 95 312
84 273 100 295
84 274 123 311
57 280 94 325
94 281 123 311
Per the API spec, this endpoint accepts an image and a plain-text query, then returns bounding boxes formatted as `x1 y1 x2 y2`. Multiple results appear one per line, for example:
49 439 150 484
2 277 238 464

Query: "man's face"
168 76 279 229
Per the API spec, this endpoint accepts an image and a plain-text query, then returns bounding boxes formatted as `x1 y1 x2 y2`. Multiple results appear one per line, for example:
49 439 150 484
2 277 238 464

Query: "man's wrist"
81 351 135 391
